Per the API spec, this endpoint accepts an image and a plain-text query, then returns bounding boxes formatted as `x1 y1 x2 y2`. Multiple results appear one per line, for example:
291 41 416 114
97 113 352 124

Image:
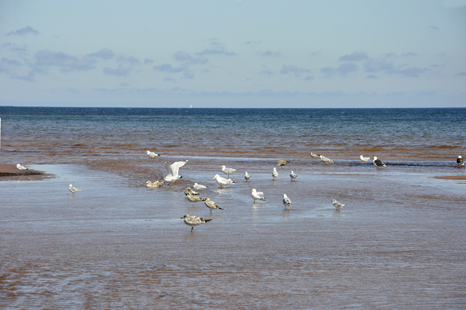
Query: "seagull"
163 160 188 183
283 194 291 209
251 188 266 203
193 183 207 191
186 193 205 206
277 160 290 168
309 152 320 159
360 155 371 163
16 163 28 171
373 156 386 167
332 199 345 210
290 170 297 181
220 165 237 178
184 187 199 196
213 174 235 188
69 184 82 194
272 167 278 180
146 150 160 158
146 180 164 188
204 197 224 213
244 171 251 181
319 155 334 164
457 156 464 167
180 214 212 232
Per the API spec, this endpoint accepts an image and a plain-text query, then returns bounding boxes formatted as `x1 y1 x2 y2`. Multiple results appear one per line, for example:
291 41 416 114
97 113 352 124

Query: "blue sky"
1 0 466 108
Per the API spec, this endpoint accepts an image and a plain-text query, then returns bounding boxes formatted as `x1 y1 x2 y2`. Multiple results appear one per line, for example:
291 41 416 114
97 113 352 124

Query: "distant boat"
190 105 193 108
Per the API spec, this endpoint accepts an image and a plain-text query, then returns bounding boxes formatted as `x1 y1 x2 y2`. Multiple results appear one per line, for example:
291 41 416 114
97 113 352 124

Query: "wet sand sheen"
1 161 466 309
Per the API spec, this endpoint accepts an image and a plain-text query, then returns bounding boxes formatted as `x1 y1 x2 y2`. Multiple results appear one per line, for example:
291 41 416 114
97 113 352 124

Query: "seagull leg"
191 227 194 232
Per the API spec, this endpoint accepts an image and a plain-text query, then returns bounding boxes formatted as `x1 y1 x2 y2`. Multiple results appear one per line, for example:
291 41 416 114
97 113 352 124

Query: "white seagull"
272 167 278 180
457 156 464 167
373 156 386 167
283 194 291 209
16 163 28 171
319 155 334 164
220 165 238 178
332 199 345 210
204 197 224 213
146 150 160 158
251 188 266 203
213 174 235 188
360 155 371 163
244 171 251 181
180 214 212 232
290 170 297 181
193 183 207 191
309 152 320 159
69 184 82 194
146 180 164 188
163 160 188 183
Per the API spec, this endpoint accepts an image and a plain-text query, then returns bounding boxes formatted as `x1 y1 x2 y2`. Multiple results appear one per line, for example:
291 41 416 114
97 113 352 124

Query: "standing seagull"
319 155 334 164
282 194 291 209
220 165 238 178
309 152 320 159
373 156 386 167
186 193 205 206
290 170 297 181
69 184 82 194
272 167 278 180
457 156 464 167
332 199 345 210
204 197 224 214
277 160 290 168
213 174 235 188
180 214 212 232
193 183 207 191
244 171 251 181
16 163 28 171
163 160 188 184
251 188 266 203
146 150 160 158
360 155 371 163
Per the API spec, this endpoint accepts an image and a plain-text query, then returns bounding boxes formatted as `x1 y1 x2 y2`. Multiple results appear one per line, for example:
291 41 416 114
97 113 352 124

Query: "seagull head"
373 156 378 161
213 174 219 180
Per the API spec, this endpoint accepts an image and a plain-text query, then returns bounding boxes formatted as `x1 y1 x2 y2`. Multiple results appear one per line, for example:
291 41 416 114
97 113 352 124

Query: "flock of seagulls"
21 148 462 232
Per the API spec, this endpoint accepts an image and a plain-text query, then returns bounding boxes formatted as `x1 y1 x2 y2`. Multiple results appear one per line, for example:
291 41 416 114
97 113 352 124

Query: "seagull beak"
212 176 215 179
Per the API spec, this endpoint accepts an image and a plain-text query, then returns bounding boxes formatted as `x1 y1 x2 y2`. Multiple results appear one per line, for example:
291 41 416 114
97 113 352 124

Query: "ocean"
1 107 465 308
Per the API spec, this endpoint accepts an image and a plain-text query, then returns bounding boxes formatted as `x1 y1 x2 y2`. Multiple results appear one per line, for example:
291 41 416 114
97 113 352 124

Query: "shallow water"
1 107 466 308
1 161 466 309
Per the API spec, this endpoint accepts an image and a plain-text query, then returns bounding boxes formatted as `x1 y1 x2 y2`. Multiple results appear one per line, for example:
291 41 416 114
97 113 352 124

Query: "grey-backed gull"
272 167 278 180
16 163 28 170
319 155 334 164
251 188 266 203
283 194 291 209
146 150 160 158
309 152 320 159
69 184 82 194
457 156 464 167
244 171 251 181
213 174 235 188
332 199 345 210
193 183 207 191
220 165 238 178
290 170 297 181
360 155 370 163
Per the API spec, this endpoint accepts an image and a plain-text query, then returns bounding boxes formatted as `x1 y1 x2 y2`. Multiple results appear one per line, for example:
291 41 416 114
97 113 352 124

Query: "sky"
1 0 466 108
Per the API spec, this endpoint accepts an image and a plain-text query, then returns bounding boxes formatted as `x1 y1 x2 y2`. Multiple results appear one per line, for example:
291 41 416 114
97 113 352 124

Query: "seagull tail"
204 219 213 223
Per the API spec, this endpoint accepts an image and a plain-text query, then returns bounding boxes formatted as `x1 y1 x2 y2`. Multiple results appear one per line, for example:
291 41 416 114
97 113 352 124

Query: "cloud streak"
7 26 39 36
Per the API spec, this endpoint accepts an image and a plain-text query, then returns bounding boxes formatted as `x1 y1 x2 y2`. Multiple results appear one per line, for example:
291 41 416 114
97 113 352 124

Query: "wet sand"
1 155 466 309
0 164 51 181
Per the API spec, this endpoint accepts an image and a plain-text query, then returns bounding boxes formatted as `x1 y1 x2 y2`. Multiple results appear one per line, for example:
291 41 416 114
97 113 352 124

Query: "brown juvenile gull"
277 160 290 168
204 197 224 214
146 180 164 188
186 193 205 206
180 214 212 232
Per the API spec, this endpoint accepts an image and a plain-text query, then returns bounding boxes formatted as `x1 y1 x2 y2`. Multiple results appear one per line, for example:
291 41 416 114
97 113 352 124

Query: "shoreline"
0 164 52 181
